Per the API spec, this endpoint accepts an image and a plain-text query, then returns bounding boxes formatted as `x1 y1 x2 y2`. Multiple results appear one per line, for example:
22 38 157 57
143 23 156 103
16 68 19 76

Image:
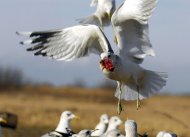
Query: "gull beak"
74 115 80 120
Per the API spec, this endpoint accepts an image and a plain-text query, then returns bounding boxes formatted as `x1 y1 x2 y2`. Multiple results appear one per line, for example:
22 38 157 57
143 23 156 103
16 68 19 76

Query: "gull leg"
117 81 123 115
137 86 141 110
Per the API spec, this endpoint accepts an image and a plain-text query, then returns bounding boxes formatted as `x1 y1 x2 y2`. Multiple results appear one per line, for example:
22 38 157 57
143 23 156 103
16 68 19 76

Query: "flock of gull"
17 0 168 114
41 111 177 137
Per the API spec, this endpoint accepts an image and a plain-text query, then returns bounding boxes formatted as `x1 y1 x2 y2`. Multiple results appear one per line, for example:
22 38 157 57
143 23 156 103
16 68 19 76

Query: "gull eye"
117 133 121 136
108 55 111 58
67 113 71 117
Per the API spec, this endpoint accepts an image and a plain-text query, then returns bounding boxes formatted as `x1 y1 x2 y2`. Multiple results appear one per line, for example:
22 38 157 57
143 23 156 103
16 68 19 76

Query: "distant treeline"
0 66 116 90
0 67 25 89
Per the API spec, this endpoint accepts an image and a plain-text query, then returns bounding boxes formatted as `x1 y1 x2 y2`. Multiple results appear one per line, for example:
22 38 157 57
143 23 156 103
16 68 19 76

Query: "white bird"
124 120 138 137
41 111 79 137
17 0 167 114
104 116 122 135
79 0 116 28
156 131 177 137
91 114 109 136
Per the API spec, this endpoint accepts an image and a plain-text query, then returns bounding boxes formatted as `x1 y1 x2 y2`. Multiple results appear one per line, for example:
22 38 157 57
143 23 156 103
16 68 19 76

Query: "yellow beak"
74 115 80 120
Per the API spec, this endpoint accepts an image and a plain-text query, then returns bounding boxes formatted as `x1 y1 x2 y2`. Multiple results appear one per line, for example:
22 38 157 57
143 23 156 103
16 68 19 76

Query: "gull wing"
17 25 113 61
112 0 157 63
90 0 98 7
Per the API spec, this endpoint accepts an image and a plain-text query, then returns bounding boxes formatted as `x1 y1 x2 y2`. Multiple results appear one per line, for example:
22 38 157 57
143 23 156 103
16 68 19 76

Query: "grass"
0 87 190 137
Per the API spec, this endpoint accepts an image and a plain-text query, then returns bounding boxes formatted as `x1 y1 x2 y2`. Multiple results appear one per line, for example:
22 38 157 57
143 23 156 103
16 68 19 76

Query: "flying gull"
17 0 167 114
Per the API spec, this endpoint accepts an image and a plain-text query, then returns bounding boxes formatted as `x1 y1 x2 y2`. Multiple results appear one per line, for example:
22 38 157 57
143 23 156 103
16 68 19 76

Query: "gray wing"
111 0 157 64
17 25 113 61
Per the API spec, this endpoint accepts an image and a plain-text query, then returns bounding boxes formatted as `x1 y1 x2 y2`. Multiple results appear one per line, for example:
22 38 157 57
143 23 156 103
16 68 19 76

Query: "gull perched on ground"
91 114 109 136
79 0 116 28
17 0 167 114
41 111 79 137
104 116 122 135
124 120 138 137
156 131 177 137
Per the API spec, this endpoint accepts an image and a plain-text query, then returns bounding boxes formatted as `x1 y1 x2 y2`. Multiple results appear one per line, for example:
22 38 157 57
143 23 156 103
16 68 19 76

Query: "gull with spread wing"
17 0 167 114
79 0 116 28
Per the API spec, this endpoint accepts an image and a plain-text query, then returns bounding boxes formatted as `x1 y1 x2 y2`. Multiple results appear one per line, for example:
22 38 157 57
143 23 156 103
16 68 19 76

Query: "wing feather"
111 0 157 63
17 25 113 61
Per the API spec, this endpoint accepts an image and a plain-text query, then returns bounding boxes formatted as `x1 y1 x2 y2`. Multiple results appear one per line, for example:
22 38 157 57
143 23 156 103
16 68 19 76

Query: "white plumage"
124 120 138 137
156 131 177 137
41 111 79 137
104 116 122 135
91 114 109 136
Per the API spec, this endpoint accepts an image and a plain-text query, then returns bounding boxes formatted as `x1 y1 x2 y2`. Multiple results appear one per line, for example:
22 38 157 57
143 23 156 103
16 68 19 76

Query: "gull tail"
115 70 168 100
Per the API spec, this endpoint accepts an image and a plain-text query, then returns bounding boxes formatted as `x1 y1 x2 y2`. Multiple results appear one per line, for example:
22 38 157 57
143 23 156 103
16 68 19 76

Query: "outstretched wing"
17 25 113 61
112 0 157 64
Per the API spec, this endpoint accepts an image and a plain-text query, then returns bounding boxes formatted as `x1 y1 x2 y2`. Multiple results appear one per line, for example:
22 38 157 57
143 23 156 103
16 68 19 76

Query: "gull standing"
91 114 109 136
41 111 80 137
124 120 138 137
104 116 122 135
17 0 167 114
79 0 116 28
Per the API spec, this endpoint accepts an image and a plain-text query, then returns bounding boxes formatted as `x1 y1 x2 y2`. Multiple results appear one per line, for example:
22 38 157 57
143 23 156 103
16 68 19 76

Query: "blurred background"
0 0 190 137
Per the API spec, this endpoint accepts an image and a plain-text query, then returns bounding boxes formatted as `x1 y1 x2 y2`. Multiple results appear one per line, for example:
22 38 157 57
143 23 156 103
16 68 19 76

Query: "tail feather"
115 70 168 100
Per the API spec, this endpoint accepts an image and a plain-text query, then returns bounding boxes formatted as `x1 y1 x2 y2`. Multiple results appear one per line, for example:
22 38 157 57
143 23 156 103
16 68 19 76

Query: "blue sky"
0 0 190 93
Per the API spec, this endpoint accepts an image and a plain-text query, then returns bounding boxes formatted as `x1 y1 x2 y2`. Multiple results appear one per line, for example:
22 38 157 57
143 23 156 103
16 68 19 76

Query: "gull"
91 114 109 136
124 120 138 137
41 111 80 137
79 0 116 28
17 0 167 114
104 116 122 135
156 131 177 137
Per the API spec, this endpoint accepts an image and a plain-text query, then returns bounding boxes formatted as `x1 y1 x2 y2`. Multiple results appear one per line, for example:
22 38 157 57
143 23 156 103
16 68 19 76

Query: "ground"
0 87 190 137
